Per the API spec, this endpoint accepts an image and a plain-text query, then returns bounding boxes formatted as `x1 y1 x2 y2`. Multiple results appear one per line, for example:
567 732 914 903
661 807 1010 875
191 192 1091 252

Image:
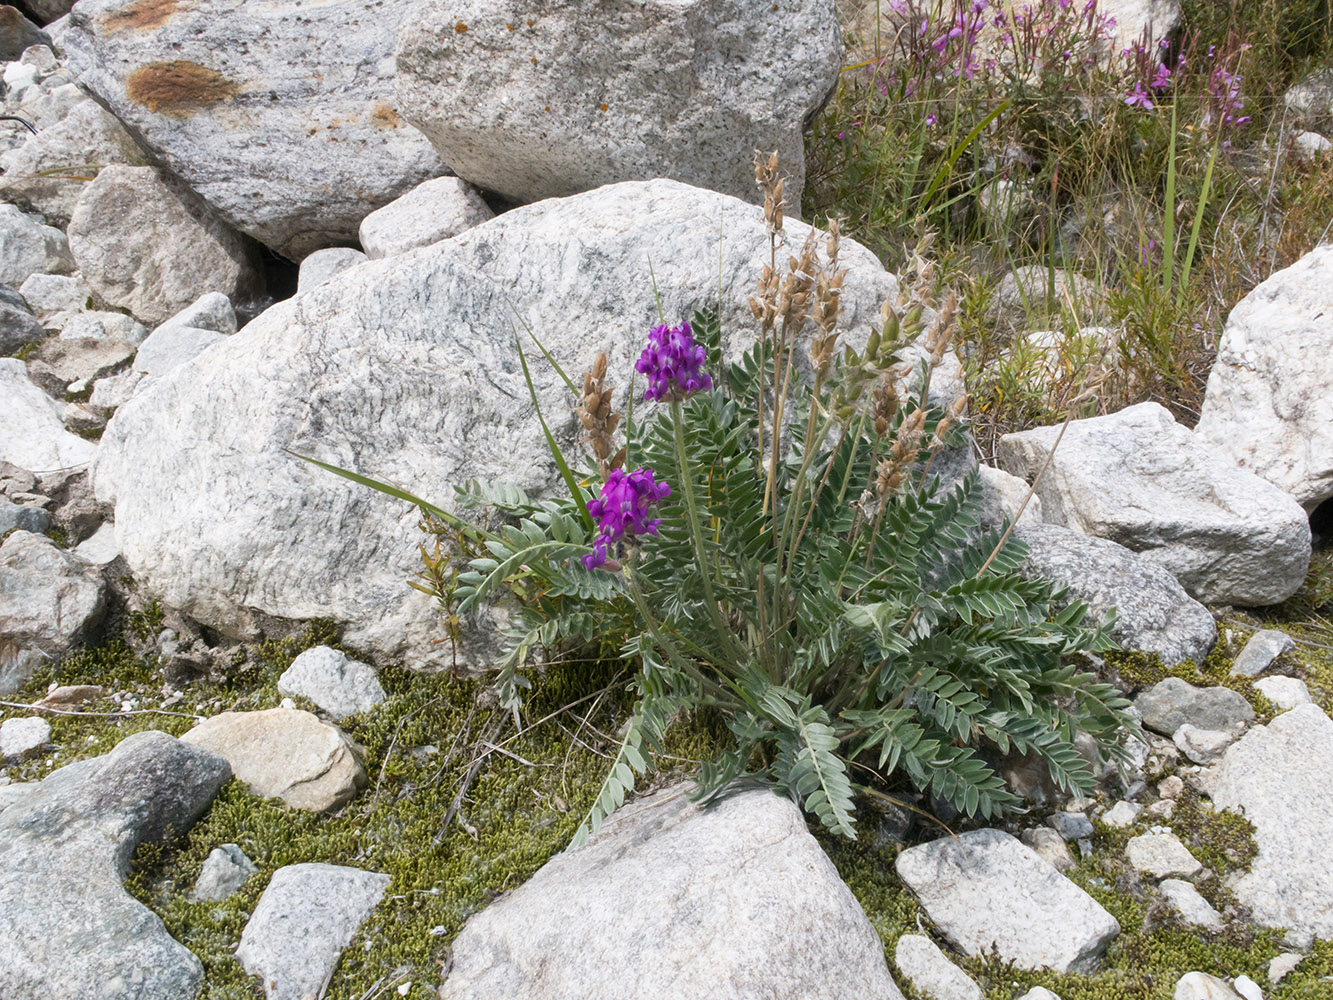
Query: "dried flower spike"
577 352 624 480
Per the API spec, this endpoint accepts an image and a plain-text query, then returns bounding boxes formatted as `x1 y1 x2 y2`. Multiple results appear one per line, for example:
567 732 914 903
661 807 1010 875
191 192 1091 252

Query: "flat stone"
1174 725 1237 765
999 402 1311 606
358 176 493 259
296 248 366 292
1103 800 1142 829
1160 879 1224 932
1230 630 1295 678
1134 678 1254 738
0 730 230 1000
277 645 386 720
59 310 148 345
0 716 51 760
190 843 257 902
895 828 1119 973
154 292 237 338
36 684 104 709
1126 831 1203 879
439 782 906 1000
133 325 227 378
894 934 983 1000
1253 676 1313 711
1268 953 1304 984
0 7 50 61
1174 972 1243 1000
1206 704 1333 947
180 708 366 812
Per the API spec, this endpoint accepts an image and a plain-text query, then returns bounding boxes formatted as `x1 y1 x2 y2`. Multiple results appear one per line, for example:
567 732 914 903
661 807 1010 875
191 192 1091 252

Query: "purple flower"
635 321 713 403
1125 80 1154 110
582 467 671 569
1151 62 1171 90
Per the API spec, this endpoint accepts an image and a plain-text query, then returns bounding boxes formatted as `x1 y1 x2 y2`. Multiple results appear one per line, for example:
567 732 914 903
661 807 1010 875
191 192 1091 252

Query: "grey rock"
0 288 43 353
64 0 446 259
190 844 257 902
1102 800 1141 829
180 708 366 812
1173 724 1236 765
133 325 227 378
0 7 50 61
1126 830 1203 879
439 782 905 1000
1194 244 1333 511
0 730 230 1000
1160 879 1224 932
1253 676 1312 711
1021 825 1076 872
1134 678 1254 738
0 99 148 227
999 402 1311 606
22 0 75 28
1047 810 1094 841
277 645 386 720
1174 972 1243 1000
978 464 1042 529
358 176 493 259
237 863 389 1000
92 179 911 669
0 530 106 694
67 165 261 326
894 934 983 1000
59 310 148 345
1015 523 1216 666
0 203 73 287
396 0 841 217
0 716 51 760
296 247 366 292
89 368 143 410
1230 629 1294 678
155 292 237 337
1206 704 1333 948
0 497 51 535
0 782 33 813
19 271 94 327
895 828 1119 973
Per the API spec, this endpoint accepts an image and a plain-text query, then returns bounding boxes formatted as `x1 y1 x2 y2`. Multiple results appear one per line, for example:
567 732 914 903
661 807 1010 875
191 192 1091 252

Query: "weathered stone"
358 176 493 259
1015 523 1216 666
978 464 1042 529
296 247 366 292
0 7 50 61
0 282 43 352
1268 953 1304 984
155 292 236 337
1134 678 1253 738
24 334 134 398
71 520 117 566
0 497 50 535
1048 810 1094 841
67 165 261 325
1160 879 1224 932
439 782 904 999
64 0 446 259
0 203 72 286
0 530 105 693
1173 725 1237 766
895 828 1119 973
999 402 1311 606
181 708 366 812
396 0 841 217
0 715 51 760
0 99 148 226
1126 830 1203 879
1174 972 1243 1000
894 934 983 1000
37 683 104 709
18 271 94 327
1293 129 1333 158
0 730 230 1000
236 863 390 1000
1195 245 1333 511
59 309 147 345
1230 629 1295 678
1103 800 1141 829
1253 676 1313 711
1206 704 1333 948
1020 825 1076 872
90 368 143 410
93 180 919 669
278 645 386 720
133 325 226 378
190 843 257 902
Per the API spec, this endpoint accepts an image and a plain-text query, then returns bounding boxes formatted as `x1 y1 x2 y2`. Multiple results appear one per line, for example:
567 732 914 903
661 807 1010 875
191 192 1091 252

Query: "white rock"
1230 630 1295 678
88 369 143 410
59 310 148 346
0 203 73 287
439 782 906 1000
278 646 386 720
0 358 96 474
1233 975 1262 1000
1102 800 1142 829
0 716 51 761
1160 879 1224 932
297 248 367 293
1267 953 1303 984
1194 245 1333 511
92 179 917 669
71 521 117 566
133 326 227 378
1207 704 1333 947
67 165 261 326
1285 69 1333 127
1175 972 1243 1000
1126 830 1203 879
1292 130 1332 157
358 177 493 259
978 464 1042 529
237 863 390 1000
1173 724 1237 766
154 292 236 337
1016 990 1063 1000
190 844 257 903
18 272 93 327
396 0 842 217
999 402 1311 606
64 0 446 259
1252 676 1313 712
894 934 983 1000
895 828 1120 973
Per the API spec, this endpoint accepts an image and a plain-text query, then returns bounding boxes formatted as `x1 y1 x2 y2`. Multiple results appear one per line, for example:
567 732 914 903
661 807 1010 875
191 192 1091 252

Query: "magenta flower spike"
583 467 671 569
634 321 713 403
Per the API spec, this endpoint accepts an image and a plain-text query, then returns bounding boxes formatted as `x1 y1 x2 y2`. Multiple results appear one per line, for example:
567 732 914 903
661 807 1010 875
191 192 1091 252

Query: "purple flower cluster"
583 467 671 569
635 322 712 402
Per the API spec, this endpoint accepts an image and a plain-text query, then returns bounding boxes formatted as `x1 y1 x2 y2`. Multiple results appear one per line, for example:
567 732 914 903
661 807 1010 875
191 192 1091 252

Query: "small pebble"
1268 953 1303 984
1233 975 1262 1000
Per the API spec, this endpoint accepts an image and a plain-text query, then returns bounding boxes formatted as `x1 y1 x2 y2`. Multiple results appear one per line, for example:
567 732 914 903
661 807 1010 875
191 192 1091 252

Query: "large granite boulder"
439 783 906 999
0 730 230 1000
395 0 841 217
1194 245 1333 512
92 179 916 669
999 402 1310 606
64 0 447 258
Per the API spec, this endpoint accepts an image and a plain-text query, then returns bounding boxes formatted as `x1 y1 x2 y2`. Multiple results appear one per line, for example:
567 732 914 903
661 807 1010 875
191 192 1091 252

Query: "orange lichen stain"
454 20 467 32
371 104 401 128
125 60 237 117
598 103 608 111
530 56 537 64
100 0 180 34
506 22 515 30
